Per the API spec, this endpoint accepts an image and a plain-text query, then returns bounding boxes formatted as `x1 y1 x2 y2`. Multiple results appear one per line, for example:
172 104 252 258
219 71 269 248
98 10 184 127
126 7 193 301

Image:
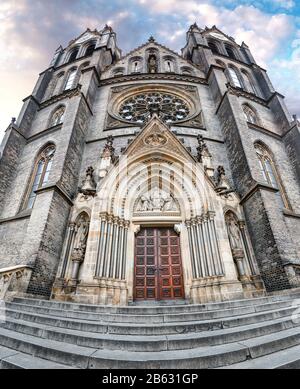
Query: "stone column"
186 213 225 279
95 213 108 277
232 249 248 281
109 217 119 278
208 212 224 276
70 249 85 285
103 215 114 278
191 218 201 278
186 221 197 278
116 219 125 280
121 221 130 280
196 216 208 277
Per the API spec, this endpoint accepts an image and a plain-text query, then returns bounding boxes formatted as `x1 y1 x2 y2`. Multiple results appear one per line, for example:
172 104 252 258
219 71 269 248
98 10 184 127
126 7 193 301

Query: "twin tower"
0 23 299 305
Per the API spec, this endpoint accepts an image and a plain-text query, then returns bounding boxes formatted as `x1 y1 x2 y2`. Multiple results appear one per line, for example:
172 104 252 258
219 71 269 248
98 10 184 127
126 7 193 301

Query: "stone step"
0 345 74 369
220 344 300 369
12 294 300 315
0 325 299 368
1 313 299 352
4 301 300 336
5 298 297 326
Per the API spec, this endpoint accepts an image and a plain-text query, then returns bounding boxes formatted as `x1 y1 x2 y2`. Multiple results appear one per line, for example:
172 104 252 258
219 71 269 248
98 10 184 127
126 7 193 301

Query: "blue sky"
0 0 299 141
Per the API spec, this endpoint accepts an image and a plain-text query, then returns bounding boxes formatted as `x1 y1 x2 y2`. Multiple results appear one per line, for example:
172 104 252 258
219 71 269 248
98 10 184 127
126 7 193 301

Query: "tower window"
228 67 243 88
68 48 79 63
164 58 175 73
85 43 96 57
50 106 65 127
24 145 56 210
208 42 219 54
64 69 77 90
226 46 236 60
255 143 291 209
243 104 259 125
242 70 257 95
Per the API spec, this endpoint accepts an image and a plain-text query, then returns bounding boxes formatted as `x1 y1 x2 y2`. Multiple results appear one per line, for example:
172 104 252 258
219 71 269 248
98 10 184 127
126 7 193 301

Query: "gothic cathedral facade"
0 24 300 305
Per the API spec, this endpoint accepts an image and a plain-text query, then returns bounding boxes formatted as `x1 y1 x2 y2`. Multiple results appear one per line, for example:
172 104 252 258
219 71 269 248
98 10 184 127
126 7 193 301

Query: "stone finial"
196 135 211 163
102 135 116 162
80 166 96 196
104 24 113 31
148 36 155 42
99 136 117 178
213 166 234 197
214 165 226 187
11 117 16 124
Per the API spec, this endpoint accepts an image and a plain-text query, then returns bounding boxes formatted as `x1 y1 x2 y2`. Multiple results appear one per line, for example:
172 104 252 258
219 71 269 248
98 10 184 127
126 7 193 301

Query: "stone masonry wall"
26 190 71 297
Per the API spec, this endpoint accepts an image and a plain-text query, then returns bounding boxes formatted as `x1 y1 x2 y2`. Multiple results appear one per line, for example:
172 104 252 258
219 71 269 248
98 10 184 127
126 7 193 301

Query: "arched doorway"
134 226 185 301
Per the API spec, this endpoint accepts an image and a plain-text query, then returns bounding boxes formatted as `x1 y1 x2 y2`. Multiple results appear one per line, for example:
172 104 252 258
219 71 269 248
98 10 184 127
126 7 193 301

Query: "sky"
0 0 299 142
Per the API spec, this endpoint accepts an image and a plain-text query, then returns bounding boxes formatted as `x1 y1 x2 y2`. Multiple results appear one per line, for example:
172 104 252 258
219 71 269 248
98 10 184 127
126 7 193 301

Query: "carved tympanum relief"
135 188 179 213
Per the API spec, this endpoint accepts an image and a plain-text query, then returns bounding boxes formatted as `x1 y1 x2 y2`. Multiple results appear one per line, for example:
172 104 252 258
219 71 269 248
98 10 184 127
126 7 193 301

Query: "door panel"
134 227 184 301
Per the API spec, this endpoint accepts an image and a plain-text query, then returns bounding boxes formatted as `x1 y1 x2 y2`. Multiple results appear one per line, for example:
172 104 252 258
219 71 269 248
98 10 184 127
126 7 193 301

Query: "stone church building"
1 23 300 307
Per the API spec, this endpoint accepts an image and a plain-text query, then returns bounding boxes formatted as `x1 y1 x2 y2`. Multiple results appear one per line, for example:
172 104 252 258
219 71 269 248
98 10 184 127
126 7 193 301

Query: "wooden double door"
134 227 185 301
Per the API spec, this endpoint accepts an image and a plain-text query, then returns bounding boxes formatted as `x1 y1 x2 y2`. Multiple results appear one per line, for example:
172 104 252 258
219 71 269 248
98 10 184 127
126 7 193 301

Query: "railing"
0 265 33 300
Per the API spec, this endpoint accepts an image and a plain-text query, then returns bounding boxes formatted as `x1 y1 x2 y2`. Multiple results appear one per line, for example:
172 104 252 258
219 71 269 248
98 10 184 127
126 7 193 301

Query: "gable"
102 39 203 76
124 115 196 163
203 27 239 46
68 29 100 48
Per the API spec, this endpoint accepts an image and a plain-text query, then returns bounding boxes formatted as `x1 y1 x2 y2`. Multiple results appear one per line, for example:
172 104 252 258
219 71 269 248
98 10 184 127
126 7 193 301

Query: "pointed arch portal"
53 116 265 305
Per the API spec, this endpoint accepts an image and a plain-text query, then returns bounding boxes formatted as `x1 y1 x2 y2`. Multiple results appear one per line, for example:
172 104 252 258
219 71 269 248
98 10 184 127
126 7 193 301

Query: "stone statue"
138 195 152 212
80 166 96 196
162 195 174 211
151 188 163 210
226 214 243 250
148 55 157 73
214 165 226 187
70 215 90 283
74 216 89 252
102 135 117 163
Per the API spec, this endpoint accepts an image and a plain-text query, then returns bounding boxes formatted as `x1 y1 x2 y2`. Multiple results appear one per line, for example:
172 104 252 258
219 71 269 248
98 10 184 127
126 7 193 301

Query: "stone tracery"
118 92 190 124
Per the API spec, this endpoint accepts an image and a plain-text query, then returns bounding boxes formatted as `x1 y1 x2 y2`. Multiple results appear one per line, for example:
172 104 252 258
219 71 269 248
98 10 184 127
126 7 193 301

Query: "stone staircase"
0 294 300 369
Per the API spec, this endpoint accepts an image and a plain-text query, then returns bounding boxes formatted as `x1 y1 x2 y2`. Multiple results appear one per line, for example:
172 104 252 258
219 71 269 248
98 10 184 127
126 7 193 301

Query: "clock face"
209 32 229 41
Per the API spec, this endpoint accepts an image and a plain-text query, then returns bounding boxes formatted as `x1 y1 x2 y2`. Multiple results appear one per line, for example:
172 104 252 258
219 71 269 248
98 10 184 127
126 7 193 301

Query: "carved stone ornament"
79 166 96 197
135 188 179 213
213 166 234 197
197 135 211 163
144 133 167 147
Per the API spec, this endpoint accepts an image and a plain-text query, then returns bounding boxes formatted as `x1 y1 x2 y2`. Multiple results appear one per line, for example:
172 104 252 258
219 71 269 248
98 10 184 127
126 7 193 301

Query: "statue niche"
69 213 90 285
148 54 158 73
225 211 248 281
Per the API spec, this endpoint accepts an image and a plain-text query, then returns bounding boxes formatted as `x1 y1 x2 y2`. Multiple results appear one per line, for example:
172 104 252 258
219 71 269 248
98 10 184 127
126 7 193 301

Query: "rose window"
118 93 190 124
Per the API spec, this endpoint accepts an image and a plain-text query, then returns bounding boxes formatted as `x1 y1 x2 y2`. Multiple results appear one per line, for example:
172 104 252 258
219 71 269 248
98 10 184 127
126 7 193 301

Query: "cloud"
0 0 299 143
272 0 295 10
